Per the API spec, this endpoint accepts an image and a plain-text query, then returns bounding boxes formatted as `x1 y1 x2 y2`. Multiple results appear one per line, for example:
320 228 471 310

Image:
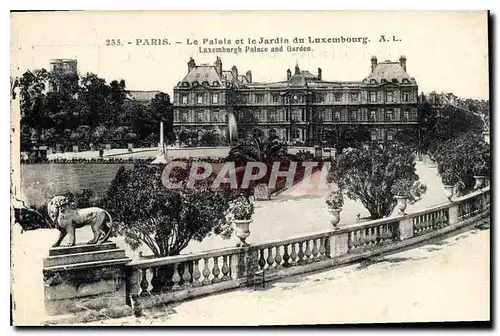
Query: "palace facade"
172 56 420 144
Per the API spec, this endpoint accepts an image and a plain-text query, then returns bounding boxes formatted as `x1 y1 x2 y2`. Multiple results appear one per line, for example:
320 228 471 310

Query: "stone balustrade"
121 186 490 316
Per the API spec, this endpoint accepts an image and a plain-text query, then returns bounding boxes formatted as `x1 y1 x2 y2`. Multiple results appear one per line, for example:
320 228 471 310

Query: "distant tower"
49 59 78 93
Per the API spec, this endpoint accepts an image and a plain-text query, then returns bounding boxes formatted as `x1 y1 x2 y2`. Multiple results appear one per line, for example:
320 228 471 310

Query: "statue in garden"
47 196 114 247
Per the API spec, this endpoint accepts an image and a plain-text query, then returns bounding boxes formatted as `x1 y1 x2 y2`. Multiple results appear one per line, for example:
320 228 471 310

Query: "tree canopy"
18 69 173 151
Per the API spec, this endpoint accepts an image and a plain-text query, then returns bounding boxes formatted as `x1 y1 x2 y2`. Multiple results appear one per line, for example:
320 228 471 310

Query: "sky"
10 11 489 100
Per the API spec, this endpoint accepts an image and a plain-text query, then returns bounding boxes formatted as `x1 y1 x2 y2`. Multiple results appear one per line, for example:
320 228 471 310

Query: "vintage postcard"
10 10 491 326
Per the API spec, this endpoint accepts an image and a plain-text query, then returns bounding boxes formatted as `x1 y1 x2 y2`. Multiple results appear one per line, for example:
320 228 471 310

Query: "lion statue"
47 196 114 248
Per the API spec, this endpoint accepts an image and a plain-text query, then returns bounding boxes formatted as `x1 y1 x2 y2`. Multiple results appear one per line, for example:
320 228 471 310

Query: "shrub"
325 190 344 209
329 143 423 219
229 195 255 220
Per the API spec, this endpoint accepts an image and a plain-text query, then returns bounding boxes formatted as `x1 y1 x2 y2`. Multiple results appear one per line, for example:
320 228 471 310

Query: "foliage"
17 68 173 150
294 150 315 162
325 190 344 210
229 195 255 220
103 164 233 257
391 179 428 204
395 92 487 154
329 143 422 219
226 135 288 164
433 132 490 193
320 125 370 151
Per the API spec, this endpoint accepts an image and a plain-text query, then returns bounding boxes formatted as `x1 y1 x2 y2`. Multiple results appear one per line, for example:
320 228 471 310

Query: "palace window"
181 95 188 104
252 128 263 139
197 94 203 104
272 94 280 103
317 94 326 103
241 94 249 103
212 93 219 104
350 93 359 102
386 110 393 121
269 129 277 137
411 110 418 121
181 111 188 123
402 92 410 102
370 130 378 141
334 110 341 121
369 91 377 102
370 110 377 122
340 110 348 122
255 94 264 103
403 110 409 121
238 128 247 139
387 130 394 141
385 91 394 102
291 127 300 139
196 111 204 122
350 110 358 121
334 93 342 102
394 110 400 121
269 110 277 122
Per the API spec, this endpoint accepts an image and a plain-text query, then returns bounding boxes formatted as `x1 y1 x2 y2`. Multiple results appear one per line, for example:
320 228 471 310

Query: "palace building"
172 55 420 144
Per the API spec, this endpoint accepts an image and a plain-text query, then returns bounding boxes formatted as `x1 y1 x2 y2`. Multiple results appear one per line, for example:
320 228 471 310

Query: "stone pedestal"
42 242 132 320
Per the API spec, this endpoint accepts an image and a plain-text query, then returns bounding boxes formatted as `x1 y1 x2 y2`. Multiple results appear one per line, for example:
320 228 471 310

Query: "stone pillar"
398 218 413 240
448 204 459 225
42 242 133 322
328 232 349 258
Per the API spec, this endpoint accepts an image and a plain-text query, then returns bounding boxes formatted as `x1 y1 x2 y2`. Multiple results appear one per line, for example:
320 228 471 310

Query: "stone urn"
473 176 486 190
328 208 342 229
443 185 454 202
394 196 408 215
234 219 252 247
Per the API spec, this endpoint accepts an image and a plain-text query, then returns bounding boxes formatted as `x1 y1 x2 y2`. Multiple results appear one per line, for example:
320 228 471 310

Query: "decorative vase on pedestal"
234 219 252 247
443 185 454 202
328 208 342 229
394 196 408 215
473 176 486 190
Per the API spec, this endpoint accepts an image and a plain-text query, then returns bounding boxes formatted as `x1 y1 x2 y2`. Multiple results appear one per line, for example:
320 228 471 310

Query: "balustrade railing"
125 186 490 313
250 232 331 273
346 221 399 252
413 207 449 237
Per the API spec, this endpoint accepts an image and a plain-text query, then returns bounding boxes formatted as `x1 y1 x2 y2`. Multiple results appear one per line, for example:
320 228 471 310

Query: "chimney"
231 65 238 80
287 69 292 80
187 57 196 73
371 56 378 73
214 57 222 76
399 55 407 71
246 70 252 83
317 68 322 80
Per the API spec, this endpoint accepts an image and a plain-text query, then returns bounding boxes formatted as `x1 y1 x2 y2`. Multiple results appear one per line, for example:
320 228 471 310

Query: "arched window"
370 79 377 84
192 81 199 86
392 79 399 84
213 81 220 86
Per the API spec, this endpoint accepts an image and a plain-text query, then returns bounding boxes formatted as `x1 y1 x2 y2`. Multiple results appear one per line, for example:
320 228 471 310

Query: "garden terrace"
124 186 490 315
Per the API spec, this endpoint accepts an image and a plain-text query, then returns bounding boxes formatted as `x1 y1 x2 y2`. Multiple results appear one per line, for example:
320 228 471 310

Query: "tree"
396 92 486 154
103 164 233 258
329 143 424 219
150 92 175 142
433 132 490 194
200 131 224 147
